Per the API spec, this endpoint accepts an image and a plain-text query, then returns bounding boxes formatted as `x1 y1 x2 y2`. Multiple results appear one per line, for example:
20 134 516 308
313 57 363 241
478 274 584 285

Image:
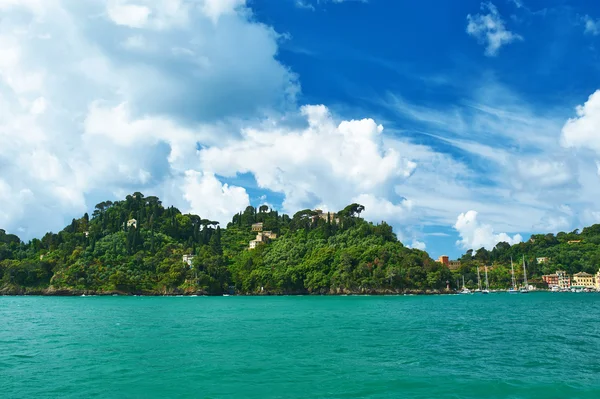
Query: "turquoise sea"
2 293 600 398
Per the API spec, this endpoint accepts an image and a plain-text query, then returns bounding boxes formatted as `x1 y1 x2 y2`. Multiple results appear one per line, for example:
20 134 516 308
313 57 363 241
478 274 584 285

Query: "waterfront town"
437 255 600 292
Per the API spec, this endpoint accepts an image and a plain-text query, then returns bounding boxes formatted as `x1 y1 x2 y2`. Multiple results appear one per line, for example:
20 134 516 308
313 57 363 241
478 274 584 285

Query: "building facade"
251 223 263 232
311 210 340 224
437 255 449 267
542 274 559 287
448 260 461 270
556 270 571 289
249 230 278 250
182 255 195 267
573 272 595 288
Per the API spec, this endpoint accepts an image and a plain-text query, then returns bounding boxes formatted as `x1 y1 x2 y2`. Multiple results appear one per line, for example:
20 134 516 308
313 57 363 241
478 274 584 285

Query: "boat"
508 257 519 293
551 286 560 292
474 266 482 293
482 265 490 294
459 276 471 294
519 255 529 293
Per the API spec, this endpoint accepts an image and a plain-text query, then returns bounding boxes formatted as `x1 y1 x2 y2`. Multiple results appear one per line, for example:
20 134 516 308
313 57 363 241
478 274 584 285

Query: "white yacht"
459 276 471 294
482 265 490 294
519 255 529 293
508 257 519 294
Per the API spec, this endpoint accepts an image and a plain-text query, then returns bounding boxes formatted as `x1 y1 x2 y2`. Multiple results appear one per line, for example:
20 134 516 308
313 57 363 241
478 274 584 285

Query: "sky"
1 0 600 259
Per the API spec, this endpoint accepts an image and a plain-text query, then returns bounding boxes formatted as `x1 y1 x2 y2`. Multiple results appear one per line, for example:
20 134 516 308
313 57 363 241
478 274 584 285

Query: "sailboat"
520 255 529 293
459 275 471 294
508 257 518 294
474 266 482 293
482 265 490 294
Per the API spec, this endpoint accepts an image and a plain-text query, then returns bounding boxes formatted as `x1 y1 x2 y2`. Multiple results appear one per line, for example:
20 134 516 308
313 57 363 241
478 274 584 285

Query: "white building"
182 255 195 267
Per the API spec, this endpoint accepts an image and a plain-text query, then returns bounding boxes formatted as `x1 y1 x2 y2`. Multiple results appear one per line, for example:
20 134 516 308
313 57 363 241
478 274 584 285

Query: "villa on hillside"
436 255 461 270
448 260 461 270
126 219 137 229
249 230 278 250
311 210 340 224
567 240 582 244
252 223 263 232
182 255 195 267
537 257 549 263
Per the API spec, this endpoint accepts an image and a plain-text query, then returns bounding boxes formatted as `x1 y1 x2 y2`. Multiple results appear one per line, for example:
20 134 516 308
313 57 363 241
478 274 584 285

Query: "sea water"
1 293 599 398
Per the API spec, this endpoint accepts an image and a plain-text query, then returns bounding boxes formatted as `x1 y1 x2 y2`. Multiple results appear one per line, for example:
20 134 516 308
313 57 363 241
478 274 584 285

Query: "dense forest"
0 192 599 295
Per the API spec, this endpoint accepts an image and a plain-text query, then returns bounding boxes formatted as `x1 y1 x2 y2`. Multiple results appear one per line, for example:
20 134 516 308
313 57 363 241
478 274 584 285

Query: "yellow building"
573 272 595 288
595 270 600 291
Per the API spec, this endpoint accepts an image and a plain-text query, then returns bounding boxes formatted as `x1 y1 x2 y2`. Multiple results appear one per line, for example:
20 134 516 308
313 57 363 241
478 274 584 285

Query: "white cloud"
202 0 246 22
514 159 574 189
408 240 426 250
583 15 600 35
351 193 413 224
454 210 523 250
107 2 151 28
466 2 522 56
182 171 250 225
199 105 416 214
295 1 315 10
0 0 297 239
561 90 600 154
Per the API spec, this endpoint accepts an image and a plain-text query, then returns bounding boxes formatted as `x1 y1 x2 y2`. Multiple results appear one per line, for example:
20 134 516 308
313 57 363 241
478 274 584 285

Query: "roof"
574 272 593 277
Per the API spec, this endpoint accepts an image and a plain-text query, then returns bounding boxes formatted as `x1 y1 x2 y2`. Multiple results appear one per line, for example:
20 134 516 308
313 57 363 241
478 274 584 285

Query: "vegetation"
0 195 445 295
2 193 598 295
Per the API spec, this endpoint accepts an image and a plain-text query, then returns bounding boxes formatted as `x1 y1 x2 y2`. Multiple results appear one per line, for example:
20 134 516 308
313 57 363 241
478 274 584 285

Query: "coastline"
0 285 459 297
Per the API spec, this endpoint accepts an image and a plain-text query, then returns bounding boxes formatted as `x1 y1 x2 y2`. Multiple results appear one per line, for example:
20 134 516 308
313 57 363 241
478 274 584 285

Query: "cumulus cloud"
466 2 522 56
0 0 296 238
182 171 250 225
454 210 523 250
561 90 600 154
199 105 417 214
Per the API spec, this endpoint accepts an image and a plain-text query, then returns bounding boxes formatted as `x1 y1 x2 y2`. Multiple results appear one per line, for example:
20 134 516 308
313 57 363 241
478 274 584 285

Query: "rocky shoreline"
0 285 455 297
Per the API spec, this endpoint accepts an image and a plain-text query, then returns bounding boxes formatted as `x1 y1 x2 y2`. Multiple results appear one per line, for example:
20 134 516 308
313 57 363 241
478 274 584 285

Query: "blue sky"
2 0 600 259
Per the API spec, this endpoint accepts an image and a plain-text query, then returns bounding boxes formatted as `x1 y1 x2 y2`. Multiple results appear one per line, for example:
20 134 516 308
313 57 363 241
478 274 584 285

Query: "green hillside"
0 193 444 295
2 192 598 295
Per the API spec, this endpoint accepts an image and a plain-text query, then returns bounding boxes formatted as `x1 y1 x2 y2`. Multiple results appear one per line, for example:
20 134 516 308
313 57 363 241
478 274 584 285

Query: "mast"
462 275 465 289
522 255 528 288
484 265 489 290
510 257 516 289
477 266 482 290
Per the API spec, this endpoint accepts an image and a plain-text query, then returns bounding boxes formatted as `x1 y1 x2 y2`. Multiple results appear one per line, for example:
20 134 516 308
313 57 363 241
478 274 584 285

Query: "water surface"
2 293 599 398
